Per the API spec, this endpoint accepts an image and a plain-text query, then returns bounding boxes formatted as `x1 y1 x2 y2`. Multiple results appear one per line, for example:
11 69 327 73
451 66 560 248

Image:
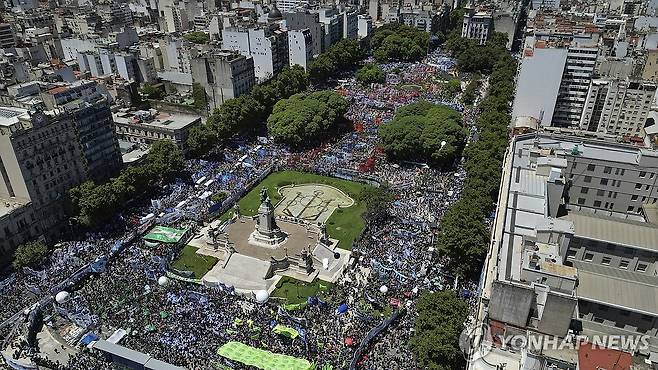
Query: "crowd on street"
0 48 489 370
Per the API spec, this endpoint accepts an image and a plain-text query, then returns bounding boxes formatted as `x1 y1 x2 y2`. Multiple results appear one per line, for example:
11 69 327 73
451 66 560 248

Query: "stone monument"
248 188 288 248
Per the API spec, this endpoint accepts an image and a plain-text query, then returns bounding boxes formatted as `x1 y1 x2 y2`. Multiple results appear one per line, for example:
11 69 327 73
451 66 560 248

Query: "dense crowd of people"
0 48 488 370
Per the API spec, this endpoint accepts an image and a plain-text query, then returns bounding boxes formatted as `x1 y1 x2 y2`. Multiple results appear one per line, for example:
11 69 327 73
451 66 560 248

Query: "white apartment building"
222 25 289 82
580 79 657 138
462 7 493 45
288 29 313 70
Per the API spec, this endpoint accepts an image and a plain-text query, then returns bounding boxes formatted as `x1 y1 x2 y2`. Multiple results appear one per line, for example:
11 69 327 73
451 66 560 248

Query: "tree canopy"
267 91 349 148
445 31 509 74
308 39 362 84
186 65 310 156
410 291 469 370
192 83 208 111
379 101 466 167
433 44 517 279
69 140 185 228
183 31 210 44
371 23 429 62
356 63 386 85
356 183 394 224
141 84 165 100
12 241 48 270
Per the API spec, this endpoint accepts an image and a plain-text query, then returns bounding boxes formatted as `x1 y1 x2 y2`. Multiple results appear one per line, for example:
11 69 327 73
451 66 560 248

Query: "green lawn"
219 171 371 250
271 276 333 305
170 245 218 278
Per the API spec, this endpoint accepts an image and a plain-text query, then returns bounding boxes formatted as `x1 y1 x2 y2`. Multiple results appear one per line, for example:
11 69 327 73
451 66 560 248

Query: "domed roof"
268 4 283 20
55 291 70 304
255 290 269 303
157 276 170 286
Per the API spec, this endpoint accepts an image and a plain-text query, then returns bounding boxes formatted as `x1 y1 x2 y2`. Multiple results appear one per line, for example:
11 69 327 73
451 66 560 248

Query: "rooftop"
113 110 201 130
0 197 29 218
0 107 29 127
559 212 658 253
575 260 658 316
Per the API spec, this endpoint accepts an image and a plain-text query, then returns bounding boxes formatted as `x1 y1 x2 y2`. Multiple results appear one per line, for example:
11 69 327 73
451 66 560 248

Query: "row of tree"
445 29 510 74
379 100 467 168
410 291 470 370
371 23 430 62
185 65 310 156
461 75 481 105
68 140 185 228
435 52 518 279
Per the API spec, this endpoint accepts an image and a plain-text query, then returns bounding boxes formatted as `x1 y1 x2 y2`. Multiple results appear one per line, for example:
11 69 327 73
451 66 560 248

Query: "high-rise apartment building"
552 46 600 128
191 50 256 111
288 29 313 70
0 23 16 49
0 80 121 265
0 101 120 261
223 25 289 82
580 79 656 137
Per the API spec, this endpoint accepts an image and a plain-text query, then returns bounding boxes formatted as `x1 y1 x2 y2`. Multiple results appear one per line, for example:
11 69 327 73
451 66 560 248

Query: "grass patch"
218 170 371 250
271 276 333 305
170 245 218 278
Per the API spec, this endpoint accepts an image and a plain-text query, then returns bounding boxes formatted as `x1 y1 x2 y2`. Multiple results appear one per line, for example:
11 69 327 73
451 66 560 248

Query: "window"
584 176 592 183
637 263 648 272
627 206 634 212
587 164 595 171
584 253 594 262
620 169 625 176
636 183 642 190
631 195 639 201
604 166 612 174
620 260 629 269
581 187 589 194
594 200 601 207
609 203 615 209
578 198 586 205
600 178 608 185
601 257 611 265
597 189 604 196
640 171 647 178
567 249 577 259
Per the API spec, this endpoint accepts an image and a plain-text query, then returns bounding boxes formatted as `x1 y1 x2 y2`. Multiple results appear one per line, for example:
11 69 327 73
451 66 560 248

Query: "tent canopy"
217 341 312 370
143 226 188 244
272 325 299 339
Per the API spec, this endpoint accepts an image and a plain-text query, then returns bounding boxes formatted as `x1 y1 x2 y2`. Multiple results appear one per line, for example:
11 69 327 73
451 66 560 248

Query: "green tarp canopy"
272 324 299 339
217 341 312 370
143 226 188 244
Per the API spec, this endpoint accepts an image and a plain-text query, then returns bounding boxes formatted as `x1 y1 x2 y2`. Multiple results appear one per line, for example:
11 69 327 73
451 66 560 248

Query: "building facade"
462 7 493 45
191 50 255 111
288 29 313 70
222 25 289 82
552 46 599 128
113 109 201 152
580 78 656 137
